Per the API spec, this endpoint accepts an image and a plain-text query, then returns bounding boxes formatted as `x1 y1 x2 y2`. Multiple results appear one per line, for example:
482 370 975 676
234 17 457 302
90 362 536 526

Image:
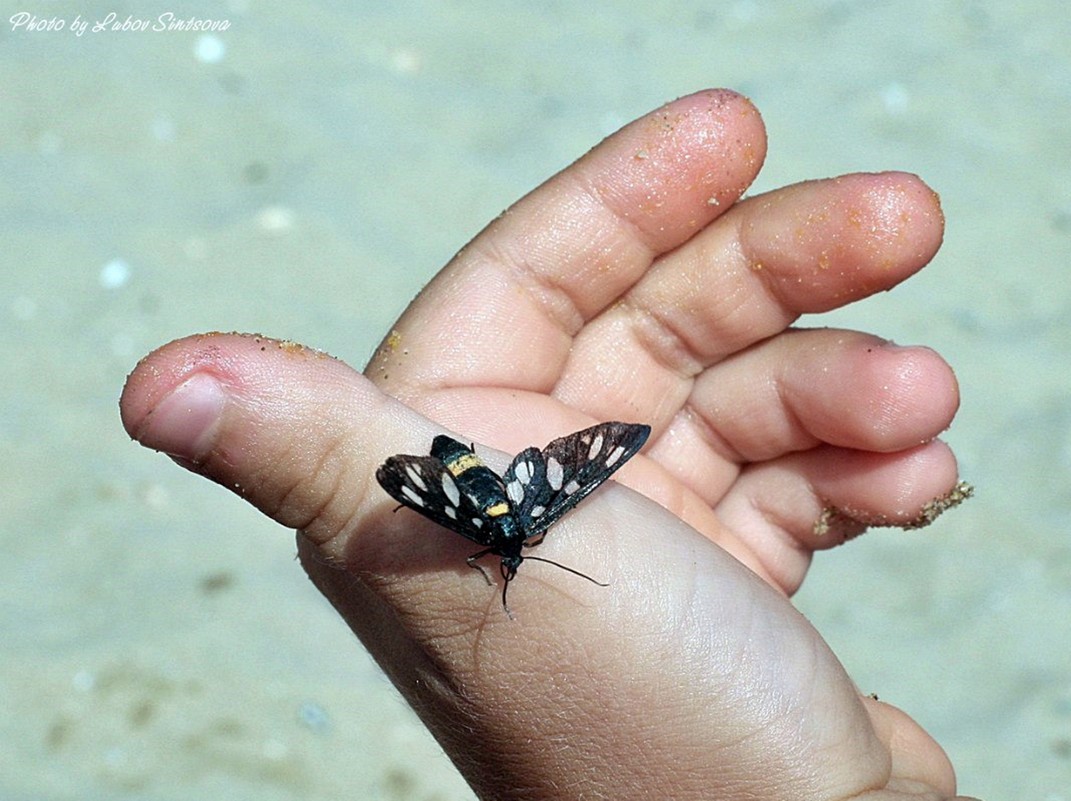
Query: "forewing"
376 455 499 546
503 421 651 541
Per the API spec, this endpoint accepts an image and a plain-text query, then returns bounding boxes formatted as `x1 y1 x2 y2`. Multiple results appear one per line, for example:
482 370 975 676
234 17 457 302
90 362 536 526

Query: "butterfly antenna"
522 556 609 587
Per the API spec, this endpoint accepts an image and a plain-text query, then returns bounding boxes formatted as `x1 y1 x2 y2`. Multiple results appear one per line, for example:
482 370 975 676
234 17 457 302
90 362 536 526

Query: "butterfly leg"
467 549 517 619
466 548 496 586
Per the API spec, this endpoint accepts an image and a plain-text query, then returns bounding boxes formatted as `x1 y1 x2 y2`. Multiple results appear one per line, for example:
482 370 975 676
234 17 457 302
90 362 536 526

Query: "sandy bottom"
3 2 1068 798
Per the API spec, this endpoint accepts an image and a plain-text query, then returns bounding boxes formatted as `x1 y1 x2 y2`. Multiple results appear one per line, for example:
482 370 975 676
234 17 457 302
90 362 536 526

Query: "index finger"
369 90 767 395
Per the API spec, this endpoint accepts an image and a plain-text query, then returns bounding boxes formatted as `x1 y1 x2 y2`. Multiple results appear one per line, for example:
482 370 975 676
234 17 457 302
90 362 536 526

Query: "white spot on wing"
588 432 604 460
405 464 427 490
564 479 581 496
515 460 532 484
472 518 484 528
546 457 564 490
604 445 626 468
401 485 425 506
530 505 545 518
506 479 524 504
441 473 461 506
444 506 457 519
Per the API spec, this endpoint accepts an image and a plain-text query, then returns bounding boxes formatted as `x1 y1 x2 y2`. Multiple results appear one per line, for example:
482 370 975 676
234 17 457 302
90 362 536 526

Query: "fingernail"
135 372 225 460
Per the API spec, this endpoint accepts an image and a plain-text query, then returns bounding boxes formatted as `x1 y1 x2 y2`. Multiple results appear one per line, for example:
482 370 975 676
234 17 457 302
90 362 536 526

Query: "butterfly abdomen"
431 435 514 521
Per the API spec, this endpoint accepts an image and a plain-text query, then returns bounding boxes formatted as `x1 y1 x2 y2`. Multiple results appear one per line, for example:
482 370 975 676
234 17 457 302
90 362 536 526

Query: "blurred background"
2 1 1068 798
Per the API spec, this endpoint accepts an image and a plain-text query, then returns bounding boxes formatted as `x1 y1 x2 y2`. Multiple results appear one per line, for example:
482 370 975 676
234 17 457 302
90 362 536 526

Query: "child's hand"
121 90 975 801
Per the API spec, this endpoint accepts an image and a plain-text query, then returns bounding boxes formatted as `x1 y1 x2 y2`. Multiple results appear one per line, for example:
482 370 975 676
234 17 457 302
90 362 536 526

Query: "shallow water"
2 2 1069 798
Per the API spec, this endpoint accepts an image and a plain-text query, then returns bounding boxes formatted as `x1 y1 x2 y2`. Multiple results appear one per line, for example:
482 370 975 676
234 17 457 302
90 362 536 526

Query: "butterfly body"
376 421 651 616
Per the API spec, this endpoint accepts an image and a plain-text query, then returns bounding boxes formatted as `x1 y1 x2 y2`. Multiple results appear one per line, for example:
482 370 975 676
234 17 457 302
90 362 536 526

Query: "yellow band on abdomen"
484 502 510 517
445 452 482 476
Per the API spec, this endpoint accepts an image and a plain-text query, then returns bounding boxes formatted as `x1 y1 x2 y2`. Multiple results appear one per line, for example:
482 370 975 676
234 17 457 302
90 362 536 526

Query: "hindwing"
502 421 650 542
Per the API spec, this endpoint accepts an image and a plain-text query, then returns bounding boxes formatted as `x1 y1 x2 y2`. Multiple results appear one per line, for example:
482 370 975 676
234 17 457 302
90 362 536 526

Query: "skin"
120 89 982 800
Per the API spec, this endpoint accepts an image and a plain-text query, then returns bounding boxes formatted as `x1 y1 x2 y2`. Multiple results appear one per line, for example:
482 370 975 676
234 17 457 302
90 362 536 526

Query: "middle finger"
551 172 945 429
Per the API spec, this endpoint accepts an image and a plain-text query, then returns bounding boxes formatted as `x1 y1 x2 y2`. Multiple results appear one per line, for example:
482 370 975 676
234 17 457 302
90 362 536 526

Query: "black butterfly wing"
503 421 651 542
376 454 501 547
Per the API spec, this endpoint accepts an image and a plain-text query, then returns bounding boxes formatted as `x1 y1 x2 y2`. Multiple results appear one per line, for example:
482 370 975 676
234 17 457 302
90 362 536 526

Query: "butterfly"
375 421 651 617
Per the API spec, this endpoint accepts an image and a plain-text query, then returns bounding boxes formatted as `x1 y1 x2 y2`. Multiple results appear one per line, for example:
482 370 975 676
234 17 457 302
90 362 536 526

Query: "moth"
376 421 651 617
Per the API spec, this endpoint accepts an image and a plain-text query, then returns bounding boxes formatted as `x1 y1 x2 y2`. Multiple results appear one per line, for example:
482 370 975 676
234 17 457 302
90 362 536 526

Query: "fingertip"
858 170 945 267
119 332 246 444
126 371 226 460
590 88 770 252
848 340 961 449
861 695 959 798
